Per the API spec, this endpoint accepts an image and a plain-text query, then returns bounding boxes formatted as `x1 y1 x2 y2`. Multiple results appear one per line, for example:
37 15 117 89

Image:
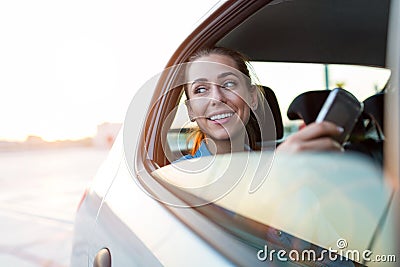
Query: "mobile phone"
315 88 364 145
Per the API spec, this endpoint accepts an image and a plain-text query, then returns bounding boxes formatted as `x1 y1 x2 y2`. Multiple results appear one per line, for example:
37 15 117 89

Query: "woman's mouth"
208 112 234 124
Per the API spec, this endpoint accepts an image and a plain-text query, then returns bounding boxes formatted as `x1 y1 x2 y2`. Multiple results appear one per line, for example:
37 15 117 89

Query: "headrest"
287 90 331 124
287 90 385 134
363 92 384 134
256 86 284 141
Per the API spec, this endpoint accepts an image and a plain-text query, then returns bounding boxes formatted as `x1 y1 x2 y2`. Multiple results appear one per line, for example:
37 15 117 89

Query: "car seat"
363 92 384 137
287 90 330 124
254 86 284 144
286 89 384 166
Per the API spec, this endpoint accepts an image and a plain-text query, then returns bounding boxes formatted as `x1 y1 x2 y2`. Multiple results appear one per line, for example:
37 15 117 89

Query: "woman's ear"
250 85 259 111
185 100 195 122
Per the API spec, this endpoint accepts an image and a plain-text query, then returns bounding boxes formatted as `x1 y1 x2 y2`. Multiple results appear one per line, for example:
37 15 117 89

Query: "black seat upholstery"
287 89 384 166
287 89 367 136
363 92 384 135
287 90 330 124
349 92 385 165
255 86 283 142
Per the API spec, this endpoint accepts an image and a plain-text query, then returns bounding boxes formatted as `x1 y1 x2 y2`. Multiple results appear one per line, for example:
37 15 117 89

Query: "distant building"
25 135 45 144
93 122 122 148
24 135 46 149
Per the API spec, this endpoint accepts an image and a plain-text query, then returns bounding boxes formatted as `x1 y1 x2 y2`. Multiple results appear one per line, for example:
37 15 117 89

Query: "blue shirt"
177 141 212 162
176 140 253 162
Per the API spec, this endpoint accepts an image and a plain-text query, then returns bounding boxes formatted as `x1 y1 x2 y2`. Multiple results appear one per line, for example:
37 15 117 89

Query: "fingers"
277 121 344 153
287 121 343 142
278 137 342 153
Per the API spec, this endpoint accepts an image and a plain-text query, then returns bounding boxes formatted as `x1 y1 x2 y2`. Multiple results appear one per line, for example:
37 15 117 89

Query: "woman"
180 47 343 160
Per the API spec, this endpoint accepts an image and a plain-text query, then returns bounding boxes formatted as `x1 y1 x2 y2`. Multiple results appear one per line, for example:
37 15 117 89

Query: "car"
71 0 399 266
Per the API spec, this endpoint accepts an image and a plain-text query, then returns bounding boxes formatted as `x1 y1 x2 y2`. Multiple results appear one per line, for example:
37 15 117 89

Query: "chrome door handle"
94 248 111 267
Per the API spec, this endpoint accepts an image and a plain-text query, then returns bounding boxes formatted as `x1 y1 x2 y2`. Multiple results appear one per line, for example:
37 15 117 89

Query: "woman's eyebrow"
217 72 239 79
190 72 238 86
191 78 208 86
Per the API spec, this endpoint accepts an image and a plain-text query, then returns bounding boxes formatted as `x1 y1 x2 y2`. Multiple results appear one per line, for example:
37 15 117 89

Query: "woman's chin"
207 129 243 142
206 132 230 142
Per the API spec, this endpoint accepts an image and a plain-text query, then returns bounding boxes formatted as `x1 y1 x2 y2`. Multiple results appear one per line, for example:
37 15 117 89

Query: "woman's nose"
210 84 227 104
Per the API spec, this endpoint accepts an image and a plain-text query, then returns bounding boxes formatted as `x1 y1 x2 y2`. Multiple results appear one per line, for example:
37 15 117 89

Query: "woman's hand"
277 121 344 153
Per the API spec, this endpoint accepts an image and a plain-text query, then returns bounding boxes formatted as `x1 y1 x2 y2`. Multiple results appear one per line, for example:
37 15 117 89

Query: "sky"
0 0 390 142
0 0 219 141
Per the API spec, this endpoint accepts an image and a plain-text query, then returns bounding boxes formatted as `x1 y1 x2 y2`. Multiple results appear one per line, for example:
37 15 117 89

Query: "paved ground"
0 148 109 267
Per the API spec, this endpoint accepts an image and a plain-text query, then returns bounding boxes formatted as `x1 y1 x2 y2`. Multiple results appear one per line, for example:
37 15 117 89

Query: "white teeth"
209 113 233 121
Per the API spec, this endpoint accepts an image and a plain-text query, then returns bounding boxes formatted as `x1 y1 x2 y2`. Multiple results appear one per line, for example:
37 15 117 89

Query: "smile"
208 113 234 121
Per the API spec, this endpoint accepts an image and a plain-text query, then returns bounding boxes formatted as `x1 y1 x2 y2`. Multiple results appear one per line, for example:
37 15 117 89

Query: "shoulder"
175 153 196 163
174 141 211 163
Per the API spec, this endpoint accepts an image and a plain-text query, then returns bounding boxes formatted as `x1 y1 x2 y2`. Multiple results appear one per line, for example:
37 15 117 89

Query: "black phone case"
315 88 364 144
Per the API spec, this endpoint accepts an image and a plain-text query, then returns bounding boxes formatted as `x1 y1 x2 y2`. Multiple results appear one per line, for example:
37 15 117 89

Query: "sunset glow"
1 1 390 142
0 0 218 142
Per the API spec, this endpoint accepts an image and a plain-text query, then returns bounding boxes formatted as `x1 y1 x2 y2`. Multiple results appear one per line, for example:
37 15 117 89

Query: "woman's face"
185 54 258 142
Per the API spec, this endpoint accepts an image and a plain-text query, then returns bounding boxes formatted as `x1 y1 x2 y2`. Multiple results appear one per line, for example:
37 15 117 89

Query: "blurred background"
0 1 216 266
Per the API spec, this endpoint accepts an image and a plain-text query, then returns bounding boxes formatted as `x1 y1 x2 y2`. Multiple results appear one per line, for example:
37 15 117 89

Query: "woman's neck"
205 132 246 155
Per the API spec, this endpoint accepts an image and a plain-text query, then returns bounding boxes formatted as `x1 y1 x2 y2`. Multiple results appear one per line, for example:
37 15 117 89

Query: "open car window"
165 63 391 160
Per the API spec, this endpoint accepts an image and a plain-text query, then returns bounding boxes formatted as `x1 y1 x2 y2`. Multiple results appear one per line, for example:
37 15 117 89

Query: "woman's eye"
222 81 236 89
194 86 207 94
